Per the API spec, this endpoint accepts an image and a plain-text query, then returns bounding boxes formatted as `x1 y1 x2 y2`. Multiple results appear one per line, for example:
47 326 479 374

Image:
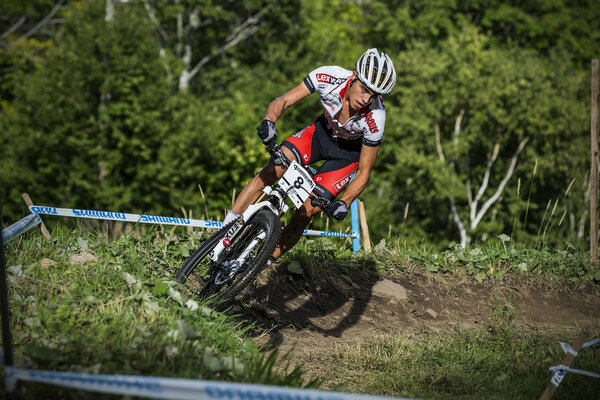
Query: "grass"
2 224 315 399
2 224 598 399
357 237 596 283
280 237 600 399
322 326 600 399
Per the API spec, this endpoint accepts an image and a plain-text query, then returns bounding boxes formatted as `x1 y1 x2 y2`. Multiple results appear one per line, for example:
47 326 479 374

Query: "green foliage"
1 0 598 254
373 236 592 283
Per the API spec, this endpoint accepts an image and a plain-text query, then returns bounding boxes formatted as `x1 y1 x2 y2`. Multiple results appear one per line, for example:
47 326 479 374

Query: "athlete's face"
348 78 376 110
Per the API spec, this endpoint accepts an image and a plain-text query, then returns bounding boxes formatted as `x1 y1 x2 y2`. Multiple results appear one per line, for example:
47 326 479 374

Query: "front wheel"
178 210 281 303
175 220 237 284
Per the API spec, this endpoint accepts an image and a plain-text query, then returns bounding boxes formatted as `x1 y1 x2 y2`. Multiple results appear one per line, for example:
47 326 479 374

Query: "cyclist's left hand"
257 119 277 151
325 200 348 220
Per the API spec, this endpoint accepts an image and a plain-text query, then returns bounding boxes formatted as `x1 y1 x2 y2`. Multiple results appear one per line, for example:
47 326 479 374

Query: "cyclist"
224 48 396 264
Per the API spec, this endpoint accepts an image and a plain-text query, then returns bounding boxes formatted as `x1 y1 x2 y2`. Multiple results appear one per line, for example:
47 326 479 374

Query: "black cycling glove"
257 119 277 151
325 200 348 220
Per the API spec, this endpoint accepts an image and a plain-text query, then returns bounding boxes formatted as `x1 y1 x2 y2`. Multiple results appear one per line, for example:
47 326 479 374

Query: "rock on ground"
39 258 57 268
371 278 408 300
69 253 97 266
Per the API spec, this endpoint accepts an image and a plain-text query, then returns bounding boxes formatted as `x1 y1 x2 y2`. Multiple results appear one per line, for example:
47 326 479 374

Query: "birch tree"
141 0 267 93
435 116 529 246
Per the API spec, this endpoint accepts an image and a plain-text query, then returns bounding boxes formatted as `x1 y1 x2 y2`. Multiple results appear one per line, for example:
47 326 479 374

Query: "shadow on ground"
228 255 381 350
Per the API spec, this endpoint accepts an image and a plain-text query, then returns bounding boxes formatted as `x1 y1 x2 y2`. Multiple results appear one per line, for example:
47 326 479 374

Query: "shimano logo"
31 206 58 215
140 214 191 225
203 386 338 400
74 209 127 220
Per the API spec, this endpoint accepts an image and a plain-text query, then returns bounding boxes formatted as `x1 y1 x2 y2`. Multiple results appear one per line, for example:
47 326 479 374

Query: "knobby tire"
176 210 281 303
175 220 237 284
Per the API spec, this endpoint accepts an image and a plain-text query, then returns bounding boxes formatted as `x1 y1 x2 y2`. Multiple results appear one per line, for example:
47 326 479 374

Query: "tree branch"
453 108 465 146
434 123 445 162
469 142 499 223
14 0 65 45
186 8 266 82
143 0 169 42
450 197 468 247
466 180 473 208
1 17 25 41
475 142 500 203
471 138 529 229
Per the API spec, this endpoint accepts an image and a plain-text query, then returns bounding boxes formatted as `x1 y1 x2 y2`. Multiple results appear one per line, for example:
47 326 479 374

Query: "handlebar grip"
310 197 330 210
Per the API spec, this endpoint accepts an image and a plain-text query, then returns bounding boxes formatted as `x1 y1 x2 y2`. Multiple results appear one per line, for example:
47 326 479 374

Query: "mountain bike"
175 144 330 302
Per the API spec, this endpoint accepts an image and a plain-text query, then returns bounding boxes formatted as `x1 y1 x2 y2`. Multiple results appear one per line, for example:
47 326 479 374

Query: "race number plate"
279 160 316 208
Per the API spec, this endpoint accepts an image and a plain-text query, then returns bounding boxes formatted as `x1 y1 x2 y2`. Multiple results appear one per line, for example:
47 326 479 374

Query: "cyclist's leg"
280 119 323 166
231 150 293 214
272 119 361 260
272 158 359 259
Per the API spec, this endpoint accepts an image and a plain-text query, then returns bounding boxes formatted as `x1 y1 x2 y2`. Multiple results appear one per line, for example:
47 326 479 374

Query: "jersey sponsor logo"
316 74 346 85
364 111 379 133
333 170 357 191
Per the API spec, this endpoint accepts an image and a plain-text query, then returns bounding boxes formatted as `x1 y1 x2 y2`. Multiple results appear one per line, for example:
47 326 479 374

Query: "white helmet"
355 48 396 94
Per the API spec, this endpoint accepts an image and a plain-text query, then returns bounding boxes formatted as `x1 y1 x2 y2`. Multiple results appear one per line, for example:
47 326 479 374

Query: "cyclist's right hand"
257 119 277 151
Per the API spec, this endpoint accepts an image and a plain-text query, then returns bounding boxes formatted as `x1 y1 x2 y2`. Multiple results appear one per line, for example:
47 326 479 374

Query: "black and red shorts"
281 114 361 201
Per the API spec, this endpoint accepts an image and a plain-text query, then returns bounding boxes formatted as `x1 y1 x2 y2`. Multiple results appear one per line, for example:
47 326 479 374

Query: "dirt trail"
231 264 600 374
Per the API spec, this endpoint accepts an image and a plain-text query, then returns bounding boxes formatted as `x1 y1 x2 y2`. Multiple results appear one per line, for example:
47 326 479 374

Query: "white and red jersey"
303 65 386 147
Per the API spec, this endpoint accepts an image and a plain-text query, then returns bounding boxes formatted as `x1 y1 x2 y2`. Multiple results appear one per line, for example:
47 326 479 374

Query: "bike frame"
207 199 276 263
207 146 328 267
207 179 291 264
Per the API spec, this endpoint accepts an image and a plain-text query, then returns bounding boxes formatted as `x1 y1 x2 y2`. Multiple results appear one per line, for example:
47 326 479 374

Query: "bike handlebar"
269 144 291 168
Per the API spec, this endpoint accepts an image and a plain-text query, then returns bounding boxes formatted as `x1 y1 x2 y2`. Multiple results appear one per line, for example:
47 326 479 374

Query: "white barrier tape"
1 213 42 243
559 338 600 354
549 365 600 380
303 228 354 238
550 367 566 387
6 367 409 400
584 338 600 349
29 205 353 238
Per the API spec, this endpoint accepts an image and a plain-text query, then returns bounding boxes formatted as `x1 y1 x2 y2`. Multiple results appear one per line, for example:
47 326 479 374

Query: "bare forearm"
339 172 369 205
263 83 312 123
264 97 286 123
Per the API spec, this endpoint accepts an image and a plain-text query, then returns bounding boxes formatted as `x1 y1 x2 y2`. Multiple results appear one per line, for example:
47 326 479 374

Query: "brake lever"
270 145 291 168
310 196 330 210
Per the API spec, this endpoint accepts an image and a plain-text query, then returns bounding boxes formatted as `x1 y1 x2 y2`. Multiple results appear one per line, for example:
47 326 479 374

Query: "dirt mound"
230 263 600 353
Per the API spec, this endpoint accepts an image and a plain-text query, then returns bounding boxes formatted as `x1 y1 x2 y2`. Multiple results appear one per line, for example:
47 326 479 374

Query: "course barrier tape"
549 365 600 380
559 338 600 354
550 368 566 387
28 205 355 238
1 213 42 243
546 337 600 389
6 367 410 400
